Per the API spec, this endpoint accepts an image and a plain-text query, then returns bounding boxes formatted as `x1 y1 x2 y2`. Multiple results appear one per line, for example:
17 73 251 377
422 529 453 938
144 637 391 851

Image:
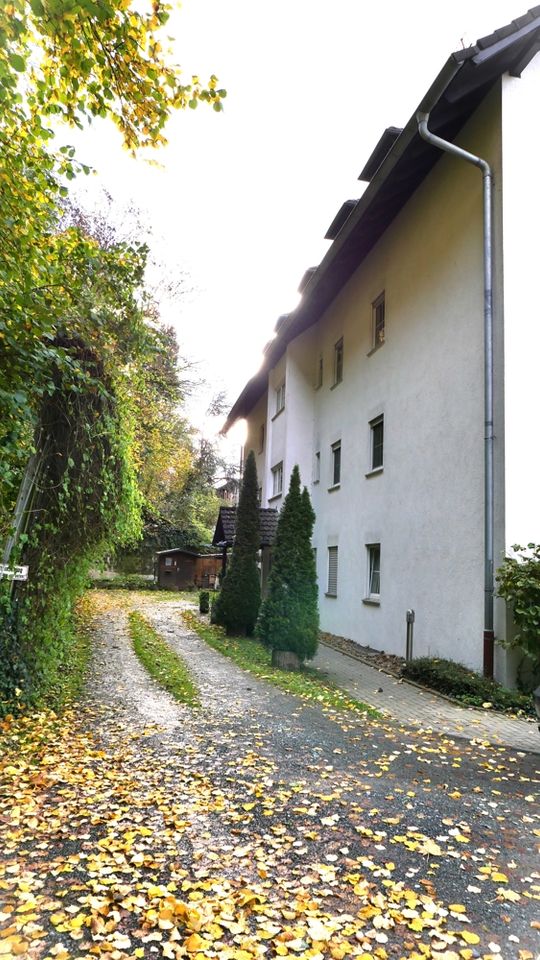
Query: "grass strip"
182 611 380 718
128 611 199 707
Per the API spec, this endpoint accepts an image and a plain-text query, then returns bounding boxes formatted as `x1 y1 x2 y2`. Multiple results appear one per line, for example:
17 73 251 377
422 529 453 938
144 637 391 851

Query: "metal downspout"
416 112 495 678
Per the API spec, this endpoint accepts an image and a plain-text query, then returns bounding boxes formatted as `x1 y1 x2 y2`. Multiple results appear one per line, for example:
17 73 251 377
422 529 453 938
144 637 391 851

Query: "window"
271 461 283 497
258 423 265 453
258 486 263 503
372 293 385 348
331 441 341 487
327 546 338 596
275 381 286 415
370 416 384 470
165 557 173 567
313 450 321 483
316 354 323 388
367 544 381 598
333 338 344 385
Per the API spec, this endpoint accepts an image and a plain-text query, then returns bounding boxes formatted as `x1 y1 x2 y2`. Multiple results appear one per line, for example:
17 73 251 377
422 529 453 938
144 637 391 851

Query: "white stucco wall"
501 58 540 550
239 83 524 676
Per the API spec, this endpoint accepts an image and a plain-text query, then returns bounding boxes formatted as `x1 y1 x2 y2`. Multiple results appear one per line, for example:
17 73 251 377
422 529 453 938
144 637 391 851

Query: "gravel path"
6 592 537 959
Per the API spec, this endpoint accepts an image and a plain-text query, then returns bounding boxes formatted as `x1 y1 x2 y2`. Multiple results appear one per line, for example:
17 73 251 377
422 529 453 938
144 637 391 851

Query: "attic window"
333 338 344 385
372 293 385 349
275 381 286 415
316 354 323 389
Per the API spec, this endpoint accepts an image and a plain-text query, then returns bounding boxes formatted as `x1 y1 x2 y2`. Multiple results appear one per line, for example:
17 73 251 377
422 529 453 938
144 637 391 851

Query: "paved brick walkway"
313 643 539 754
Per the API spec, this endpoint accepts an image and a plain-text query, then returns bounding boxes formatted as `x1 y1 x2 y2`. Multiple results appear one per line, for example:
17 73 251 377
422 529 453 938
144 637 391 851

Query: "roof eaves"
224 8 540 433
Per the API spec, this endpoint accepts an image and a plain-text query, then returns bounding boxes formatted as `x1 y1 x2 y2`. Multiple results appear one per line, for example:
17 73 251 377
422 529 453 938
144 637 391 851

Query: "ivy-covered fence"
0 338 141 712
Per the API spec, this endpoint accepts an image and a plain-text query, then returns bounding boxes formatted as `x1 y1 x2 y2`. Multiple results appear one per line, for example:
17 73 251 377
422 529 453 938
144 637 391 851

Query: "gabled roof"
224 7 540 433
212 505 279 547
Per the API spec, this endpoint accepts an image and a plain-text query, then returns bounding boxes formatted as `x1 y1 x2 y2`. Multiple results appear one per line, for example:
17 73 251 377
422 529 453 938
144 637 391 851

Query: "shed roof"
223 7 540 433
156 548 222 558
212 506 279 547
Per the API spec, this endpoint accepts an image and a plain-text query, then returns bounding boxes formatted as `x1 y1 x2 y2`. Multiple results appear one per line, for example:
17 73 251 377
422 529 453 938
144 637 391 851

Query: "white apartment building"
224 9 540 684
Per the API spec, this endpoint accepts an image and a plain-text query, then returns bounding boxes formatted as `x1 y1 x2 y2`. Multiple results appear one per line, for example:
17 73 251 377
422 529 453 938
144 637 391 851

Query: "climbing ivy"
0 0 224 519
0 336 141 710
0 2 225 711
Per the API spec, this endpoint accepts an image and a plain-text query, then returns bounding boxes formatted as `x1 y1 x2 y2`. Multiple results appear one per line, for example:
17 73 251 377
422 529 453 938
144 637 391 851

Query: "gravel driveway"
1 592 539 960
82 595 540 953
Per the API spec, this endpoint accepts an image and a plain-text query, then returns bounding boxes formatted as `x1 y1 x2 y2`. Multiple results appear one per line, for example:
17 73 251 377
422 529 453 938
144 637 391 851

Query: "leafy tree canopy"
0 0 224 519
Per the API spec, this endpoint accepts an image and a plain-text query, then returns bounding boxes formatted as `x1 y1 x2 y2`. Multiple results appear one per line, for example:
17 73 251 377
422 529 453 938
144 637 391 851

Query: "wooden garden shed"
156 548 222 591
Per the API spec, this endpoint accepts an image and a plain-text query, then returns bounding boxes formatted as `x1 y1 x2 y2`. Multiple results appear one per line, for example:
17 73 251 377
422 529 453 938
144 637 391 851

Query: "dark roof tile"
212 505 278 547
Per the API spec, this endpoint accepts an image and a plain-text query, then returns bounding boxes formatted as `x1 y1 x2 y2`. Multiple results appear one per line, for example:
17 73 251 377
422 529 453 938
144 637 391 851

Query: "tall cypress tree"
257 465 319 664
214 450 261 635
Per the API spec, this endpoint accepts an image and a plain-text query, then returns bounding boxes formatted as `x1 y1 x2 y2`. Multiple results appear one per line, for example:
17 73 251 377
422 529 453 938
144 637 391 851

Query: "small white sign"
0 564 29 582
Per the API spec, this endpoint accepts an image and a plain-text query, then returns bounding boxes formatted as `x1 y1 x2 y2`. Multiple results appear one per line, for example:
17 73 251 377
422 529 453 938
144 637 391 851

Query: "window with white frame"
316 354 323 389
327 546 338 596
370 415 384 470
271 461 283 497
275 381 286 415
258 423 265 453
366 544 381 599
372 293 385 348
333 338 344 385
331 440 341 487
313 450 321 483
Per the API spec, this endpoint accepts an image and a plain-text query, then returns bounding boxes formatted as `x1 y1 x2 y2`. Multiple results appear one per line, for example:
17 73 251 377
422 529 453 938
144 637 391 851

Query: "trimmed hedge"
90 574 158 591
401 657 534 716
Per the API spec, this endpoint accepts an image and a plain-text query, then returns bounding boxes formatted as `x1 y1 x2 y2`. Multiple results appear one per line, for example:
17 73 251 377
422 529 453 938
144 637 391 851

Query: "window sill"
367 341 385 358
365 466 384 478
267 493 282 503
330 379 342 391
327 483 341 492
362 597 380 606
271 407 285 422
325 592 337 598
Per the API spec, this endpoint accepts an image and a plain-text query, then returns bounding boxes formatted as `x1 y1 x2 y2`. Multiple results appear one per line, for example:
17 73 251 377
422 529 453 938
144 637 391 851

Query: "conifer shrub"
257 466 318 663
213 451 261 635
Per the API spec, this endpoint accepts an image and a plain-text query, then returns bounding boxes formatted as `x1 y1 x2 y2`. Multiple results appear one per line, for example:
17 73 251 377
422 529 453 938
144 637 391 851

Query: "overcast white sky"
67 0 530 445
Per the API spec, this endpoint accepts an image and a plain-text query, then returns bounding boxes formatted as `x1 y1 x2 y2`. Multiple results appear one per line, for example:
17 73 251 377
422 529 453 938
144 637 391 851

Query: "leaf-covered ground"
1 592 539 960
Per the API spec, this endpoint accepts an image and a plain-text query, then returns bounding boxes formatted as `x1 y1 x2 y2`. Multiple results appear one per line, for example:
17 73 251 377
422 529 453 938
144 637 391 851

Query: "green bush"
199 590 210 614
496 544 540 667
401 657 533 716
